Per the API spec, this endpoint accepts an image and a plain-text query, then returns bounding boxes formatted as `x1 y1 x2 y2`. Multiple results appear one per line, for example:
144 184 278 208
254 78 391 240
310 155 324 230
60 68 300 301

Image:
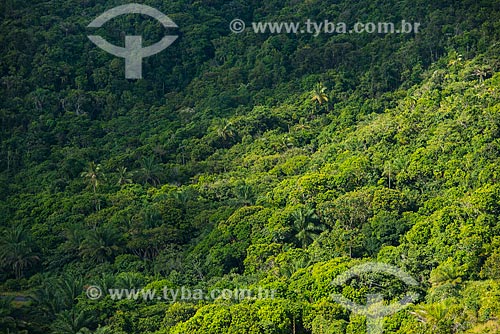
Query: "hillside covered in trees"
1 0 500 333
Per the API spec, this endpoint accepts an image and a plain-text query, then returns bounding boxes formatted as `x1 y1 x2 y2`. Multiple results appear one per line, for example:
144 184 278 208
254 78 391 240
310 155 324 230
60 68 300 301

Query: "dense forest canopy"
1 0 500 333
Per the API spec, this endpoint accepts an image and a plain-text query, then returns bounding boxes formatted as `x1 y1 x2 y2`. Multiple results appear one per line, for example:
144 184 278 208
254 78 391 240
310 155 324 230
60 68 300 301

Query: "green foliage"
0 225 40 279
2 0 500 333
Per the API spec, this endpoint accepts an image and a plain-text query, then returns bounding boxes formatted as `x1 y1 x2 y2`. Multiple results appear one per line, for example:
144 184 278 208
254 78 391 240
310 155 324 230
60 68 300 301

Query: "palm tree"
429 262 463 288
0 225 39 279
141 205 163 229
93 326 114 334
0 296 16 332
80 162 104 194
311 82 329 110
217 119 235 140
116 272 144 289
473 66 490 82
447 54 463 67
138 156 162 186
278 135 295 151
81 162 105 211
51 308 94 334
280 256 311 277
232 183 255 206
79 227 122 263
211 118 236 146
56 274 84 309
33 281 61 316
62 224 84 251
411 301 451 332
90 273 116 294
291 207 325 248
382 157 408 189
382 160 393 189
171 190 190 214
116 166 132 186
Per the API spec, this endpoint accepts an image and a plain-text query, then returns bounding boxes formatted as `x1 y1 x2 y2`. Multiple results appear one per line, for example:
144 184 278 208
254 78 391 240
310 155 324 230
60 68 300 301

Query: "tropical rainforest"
1 0 500 333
